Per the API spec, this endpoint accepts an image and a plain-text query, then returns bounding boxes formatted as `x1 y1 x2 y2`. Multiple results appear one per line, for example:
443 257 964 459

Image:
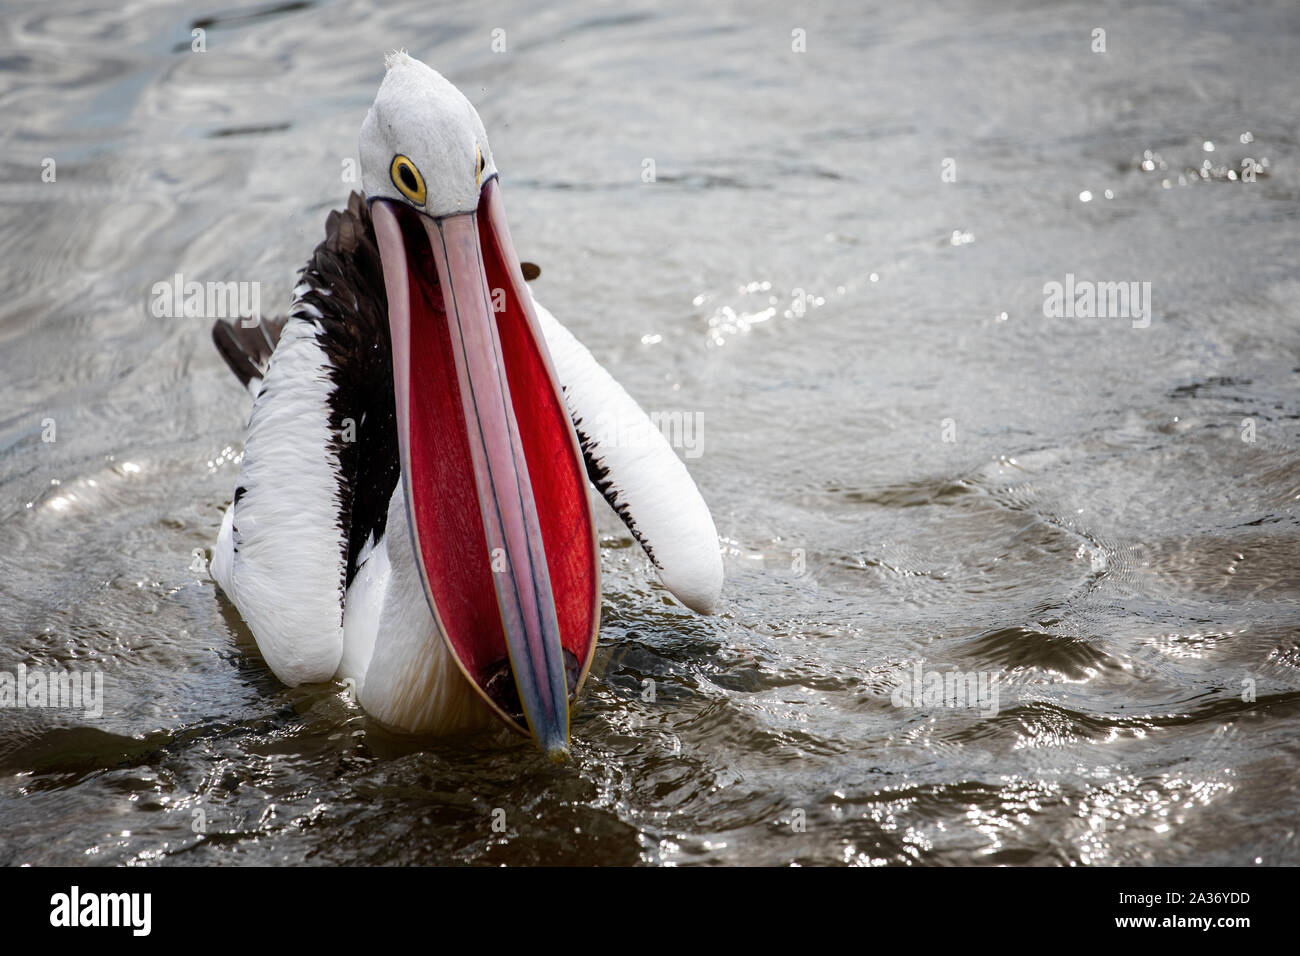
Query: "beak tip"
536 724 570 764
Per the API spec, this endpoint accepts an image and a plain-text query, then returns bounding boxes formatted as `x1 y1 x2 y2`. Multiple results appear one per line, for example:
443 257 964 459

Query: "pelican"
210 52 722 759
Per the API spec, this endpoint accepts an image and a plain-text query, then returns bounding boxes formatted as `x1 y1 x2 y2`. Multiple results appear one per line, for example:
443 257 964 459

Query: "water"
1 0 1298 866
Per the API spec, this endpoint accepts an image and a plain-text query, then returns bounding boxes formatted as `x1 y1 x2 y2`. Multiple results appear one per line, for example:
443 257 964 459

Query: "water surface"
1 0 1298 865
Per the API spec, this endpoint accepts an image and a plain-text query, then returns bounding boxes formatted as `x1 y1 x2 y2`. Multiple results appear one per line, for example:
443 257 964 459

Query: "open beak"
371 179 599 760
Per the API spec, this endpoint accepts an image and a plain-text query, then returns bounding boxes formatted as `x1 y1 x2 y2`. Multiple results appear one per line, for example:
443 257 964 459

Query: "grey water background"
1 0 1297 865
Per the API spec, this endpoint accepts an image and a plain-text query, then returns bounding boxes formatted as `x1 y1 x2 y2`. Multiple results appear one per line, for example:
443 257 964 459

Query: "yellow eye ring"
390 154 426 206
476 145 484 188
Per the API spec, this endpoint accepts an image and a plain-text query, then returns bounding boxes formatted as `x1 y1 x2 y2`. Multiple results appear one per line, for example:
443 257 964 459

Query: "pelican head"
360 52 599 761
360 52 498 217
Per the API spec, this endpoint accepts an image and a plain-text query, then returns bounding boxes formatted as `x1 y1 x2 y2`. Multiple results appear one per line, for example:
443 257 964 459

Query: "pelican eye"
390 155 426 205
476 145 484 187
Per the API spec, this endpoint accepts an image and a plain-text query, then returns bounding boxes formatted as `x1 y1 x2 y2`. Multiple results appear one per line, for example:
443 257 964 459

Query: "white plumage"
211 319 347 686
534 298 723 615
